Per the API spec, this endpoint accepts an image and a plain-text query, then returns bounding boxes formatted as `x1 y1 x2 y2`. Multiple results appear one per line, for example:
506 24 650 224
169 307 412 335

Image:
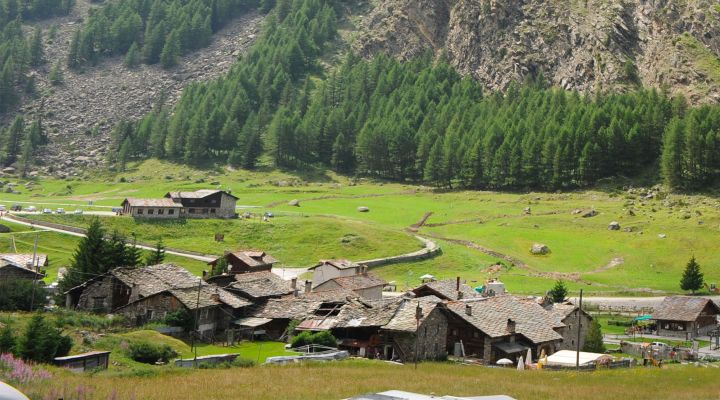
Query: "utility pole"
192 278 202 367
415 302 422 370
575 289 583 371
29 233 39 311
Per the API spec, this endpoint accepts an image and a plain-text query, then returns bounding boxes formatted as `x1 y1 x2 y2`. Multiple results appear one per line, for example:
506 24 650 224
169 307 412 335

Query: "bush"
127 341 178 364
52 309 125 330
163 309 194 332
291 331 337 348
0 325 15 354
0 281 47 312
16 314 73 363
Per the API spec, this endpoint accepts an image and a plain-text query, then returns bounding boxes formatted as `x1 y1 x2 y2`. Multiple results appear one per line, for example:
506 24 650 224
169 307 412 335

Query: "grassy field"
15 359 720 400
3 159 720 294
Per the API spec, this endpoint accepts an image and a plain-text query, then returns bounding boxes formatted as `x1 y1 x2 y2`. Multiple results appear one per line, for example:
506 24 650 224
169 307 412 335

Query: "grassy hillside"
4 160 720 294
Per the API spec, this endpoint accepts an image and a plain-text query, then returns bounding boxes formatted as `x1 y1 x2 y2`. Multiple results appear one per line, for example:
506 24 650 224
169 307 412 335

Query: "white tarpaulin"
545 350 612 367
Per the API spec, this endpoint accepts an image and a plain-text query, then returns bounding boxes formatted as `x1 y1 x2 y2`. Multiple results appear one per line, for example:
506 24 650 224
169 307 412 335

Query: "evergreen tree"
124 42 141 68
49 61 63 85
582 319 606 353
160 29 181 69
680 256 704 294
548 280 568 303
0 324 15 354
60 218 107 292
211 256 228 277
16 314 72 363
29 27 44 67
146 239 166 266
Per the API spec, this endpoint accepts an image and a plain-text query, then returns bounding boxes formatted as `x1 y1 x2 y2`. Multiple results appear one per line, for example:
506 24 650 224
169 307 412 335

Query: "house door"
384 345 394 360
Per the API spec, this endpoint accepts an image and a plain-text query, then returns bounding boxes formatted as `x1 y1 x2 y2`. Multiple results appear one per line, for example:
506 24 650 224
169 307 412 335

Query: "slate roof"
315 274 387 292
299 288 358 302
544 303 585 325
166 190 238 200
225 271 294 299
111 264 201 298
413 279 478 301
335 298 405 328
169 286 252 310
123 198 182 208
225 251 278 267
251 298 325 320
309 259 360 270
0 253 48 268
446 296 564 344
382 296 445 333
652 296 720 322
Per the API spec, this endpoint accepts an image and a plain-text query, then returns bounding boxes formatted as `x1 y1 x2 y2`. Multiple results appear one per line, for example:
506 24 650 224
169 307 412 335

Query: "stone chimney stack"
465 304 472 316
291 277 297 290
506 319 516 334
457 291 464 300
456 276 460 292
304 280 312 294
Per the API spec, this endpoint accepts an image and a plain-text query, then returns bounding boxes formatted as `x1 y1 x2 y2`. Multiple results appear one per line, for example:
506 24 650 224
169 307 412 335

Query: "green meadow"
2 159 720 294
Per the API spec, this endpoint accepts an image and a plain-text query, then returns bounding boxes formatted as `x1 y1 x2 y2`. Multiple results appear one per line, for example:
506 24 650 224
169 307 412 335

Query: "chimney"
465 304 472 316
456 276 460 292
457 291 464 300
506 319 516 334
304 280 312 294
291 278 297 290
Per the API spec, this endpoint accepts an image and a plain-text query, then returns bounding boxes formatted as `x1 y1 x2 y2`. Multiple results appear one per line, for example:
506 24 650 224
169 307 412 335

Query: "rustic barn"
248 298 326 339
207 251 278 275
380 296 448 362
444 296 564 363
121 198 183 219
165 190 238 219
309 260 364 287
66 264 201 312
313 273 387 300
652 296 720 339
115 285 251 338
0 254 47 282
412 278 478 301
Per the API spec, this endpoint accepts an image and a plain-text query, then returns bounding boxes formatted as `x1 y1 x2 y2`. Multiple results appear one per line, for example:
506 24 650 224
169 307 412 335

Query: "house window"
137 209 143 215
169 209 175 215
210 208 216 214
189 208 195 214
189 199 195 204
210 199 217 205
148 209 154 215
158 209 164 215
146 310 154 320
200 308 209 320
452 329 458 336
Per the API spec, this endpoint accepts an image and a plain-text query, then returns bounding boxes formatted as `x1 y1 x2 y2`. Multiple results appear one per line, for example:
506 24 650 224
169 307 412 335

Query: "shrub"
291 331 337 348
163 309 194 332
16 314 73 363
127 341 178 364
0 325 15 354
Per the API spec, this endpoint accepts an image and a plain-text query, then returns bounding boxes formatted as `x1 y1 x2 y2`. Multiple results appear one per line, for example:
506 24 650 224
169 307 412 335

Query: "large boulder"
357 206 370 213
530 243 550 255
582 210 598 218
288 199 300 207
608 221 621 231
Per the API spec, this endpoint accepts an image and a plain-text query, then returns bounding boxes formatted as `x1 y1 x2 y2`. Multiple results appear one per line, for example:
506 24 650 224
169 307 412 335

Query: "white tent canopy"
545 350 612 367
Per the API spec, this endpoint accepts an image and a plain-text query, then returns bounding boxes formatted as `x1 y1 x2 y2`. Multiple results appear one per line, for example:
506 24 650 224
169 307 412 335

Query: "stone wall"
0 265 42 281
386 307 448 362
360 236 441 268
556 310 592 351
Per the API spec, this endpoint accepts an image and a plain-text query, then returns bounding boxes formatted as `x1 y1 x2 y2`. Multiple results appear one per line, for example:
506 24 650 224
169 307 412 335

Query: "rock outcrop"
355 0 720 105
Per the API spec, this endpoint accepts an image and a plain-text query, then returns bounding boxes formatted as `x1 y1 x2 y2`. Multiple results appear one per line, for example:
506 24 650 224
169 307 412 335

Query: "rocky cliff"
354 0 720 104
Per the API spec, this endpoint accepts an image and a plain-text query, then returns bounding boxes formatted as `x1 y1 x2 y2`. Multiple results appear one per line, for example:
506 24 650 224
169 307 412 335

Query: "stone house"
165 190 238 219
210 270 294 301
248 298 327 339
545 302 593 350
313 273 387 300
443 296 564 363
412 278 478 301
120 198 183 219
379 296 448 362
115 285 251 339
65 264 201 312
652 296 720 339
309 259 364 288
207 250 277 275
0 253 48 282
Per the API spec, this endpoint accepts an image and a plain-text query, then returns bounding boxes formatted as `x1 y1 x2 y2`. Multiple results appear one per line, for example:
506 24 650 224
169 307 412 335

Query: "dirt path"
264 190 417 208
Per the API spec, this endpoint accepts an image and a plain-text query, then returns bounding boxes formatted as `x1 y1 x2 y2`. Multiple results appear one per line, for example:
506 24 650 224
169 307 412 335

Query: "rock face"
530 243 550 255
355 0 720 105
608 221 621 230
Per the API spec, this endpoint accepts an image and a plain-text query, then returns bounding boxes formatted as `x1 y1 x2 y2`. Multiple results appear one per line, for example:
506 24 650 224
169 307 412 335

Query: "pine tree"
0 324 15 354
124 42 141 68
548 280 568 303
60 218 108 292
146 239 166 266
160 30 181 69
49 61 64 86
16 314 72 363
582 319 605 353
29 27 44 67
680 256 704 294
67 29 81 69
211 256 229 277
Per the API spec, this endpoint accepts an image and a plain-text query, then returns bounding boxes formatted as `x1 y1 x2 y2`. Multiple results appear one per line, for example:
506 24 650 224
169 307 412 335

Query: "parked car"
264 212 274 218
26 206 37 212
650 342 671 351
74 209 83 215
56 208 65 214
42 208 52 214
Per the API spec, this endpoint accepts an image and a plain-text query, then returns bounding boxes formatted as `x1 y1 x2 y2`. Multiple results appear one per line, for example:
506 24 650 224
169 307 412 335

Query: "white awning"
545 350 612 367
233 317 272 328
